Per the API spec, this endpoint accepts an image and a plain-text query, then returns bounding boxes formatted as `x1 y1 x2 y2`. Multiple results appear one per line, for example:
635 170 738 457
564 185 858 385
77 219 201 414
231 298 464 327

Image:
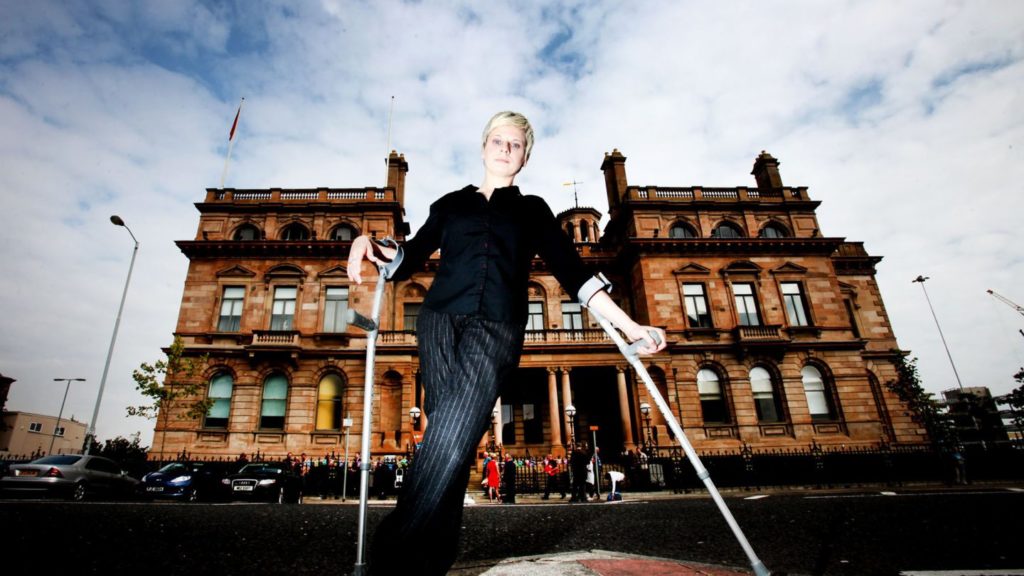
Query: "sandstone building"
152 150 923 463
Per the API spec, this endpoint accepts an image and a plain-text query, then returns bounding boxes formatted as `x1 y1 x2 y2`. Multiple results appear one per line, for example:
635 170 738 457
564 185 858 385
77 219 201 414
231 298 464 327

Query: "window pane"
670 224 694 239
562 302 583 330
333 226 354 241
733 283 760 326
526 301 544 331
683 284 712 328
271 287 297 330
261 374 288 429
316 374 344 430
404 303 421 331
324 287 349 332
802 366 832 420
750 367 773 394
782 282 809 326
697 369 720 396
218 287 245 332
501 404 515 444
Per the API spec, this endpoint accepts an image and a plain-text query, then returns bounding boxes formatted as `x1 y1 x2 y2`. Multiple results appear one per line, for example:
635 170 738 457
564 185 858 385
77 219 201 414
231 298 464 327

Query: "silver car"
0 454 139 501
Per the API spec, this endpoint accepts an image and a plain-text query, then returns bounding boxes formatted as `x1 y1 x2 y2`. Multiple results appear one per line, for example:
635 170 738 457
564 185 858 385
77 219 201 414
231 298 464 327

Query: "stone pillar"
547 368 563 451
493 397 503 447
561 368 573 444
616 366 635 449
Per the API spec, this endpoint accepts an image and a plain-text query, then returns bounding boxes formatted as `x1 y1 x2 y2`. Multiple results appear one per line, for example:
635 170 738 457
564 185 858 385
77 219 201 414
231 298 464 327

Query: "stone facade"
152 149 924 463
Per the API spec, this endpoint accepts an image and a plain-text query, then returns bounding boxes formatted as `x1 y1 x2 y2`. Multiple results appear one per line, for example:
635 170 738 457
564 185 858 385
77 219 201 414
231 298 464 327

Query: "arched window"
750 366 783 422
698 368 729 424
204 372 233 429
260 373 288 429
280 223 310 241
669 222 697 238
316 373 345 431
759 223 788 238
234 224 261 241
331 224 357 241
565 221 576 240
579 220 590 242
802 365 836 421
712 222 743 238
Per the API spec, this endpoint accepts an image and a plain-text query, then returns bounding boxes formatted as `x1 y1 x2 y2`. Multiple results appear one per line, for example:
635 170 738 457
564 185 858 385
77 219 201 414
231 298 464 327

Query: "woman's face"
482 123 528 179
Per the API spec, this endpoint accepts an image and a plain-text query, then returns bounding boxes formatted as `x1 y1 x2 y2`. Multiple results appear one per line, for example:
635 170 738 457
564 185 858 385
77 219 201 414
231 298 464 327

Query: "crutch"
589 306 771 576
345 238 396 576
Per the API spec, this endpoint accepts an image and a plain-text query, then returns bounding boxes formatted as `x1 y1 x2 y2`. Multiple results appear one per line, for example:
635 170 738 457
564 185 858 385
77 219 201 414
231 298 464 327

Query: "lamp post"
640 402 653 450
342 414 352 502
912 276 964 390
409 406 421 455
50 378 85 455
85 215 138 454
565 404 577 447
488 409 499 453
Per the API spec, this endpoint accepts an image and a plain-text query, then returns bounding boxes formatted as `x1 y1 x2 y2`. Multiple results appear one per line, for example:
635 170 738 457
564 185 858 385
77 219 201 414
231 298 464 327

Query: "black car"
138 461 231 502
221 462 302 503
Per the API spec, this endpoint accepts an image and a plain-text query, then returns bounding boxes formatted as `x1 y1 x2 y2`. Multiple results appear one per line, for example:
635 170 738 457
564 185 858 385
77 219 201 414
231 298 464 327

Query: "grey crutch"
589 306 771 576
345 238 396 576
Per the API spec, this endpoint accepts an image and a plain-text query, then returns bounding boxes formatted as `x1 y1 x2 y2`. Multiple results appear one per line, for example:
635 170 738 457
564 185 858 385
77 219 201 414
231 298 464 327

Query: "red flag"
229 99 243 141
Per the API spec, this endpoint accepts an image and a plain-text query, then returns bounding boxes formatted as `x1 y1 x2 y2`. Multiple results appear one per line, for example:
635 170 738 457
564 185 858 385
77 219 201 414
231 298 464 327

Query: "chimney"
751 150 782 190
387 150 409 207
601 149 628 211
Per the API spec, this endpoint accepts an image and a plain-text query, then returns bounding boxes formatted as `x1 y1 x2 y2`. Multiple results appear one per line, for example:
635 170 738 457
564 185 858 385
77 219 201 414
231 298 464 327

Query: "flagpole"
220 97 244 189
384 96 394 187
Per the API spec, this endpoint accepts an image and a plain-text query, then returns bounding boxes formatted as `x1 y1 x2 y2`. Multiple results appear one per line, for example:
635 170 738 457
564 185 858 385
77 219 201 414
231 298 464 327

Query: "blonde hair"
481 111 535 160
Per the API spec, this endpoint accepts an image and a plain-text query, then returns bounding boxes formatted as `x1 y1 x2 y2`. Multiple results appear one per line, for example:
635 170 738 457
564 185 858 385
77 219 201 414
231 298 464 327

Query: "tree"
885 352 958 450
1004 368 1024 434
127 336 210 458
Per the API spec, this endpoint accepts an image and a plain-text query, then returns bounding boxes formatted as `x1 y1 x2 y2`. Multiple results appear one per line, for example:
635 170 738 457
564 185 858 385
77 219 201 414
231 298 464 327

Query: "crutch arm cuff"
578 273 612 308
374 237 403 280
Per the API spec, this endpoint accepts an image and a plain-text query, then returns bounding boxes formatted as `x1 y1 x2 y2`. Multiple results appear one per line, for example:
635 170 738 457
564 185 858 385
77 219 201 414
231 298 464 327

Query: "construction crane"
987 289 1024 317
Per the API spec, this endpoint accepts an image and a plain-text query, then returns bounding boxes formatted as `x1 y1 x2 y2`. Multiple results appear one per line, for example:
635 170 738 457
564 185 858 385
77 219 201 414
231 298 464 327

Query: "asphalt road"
2 487 1022 575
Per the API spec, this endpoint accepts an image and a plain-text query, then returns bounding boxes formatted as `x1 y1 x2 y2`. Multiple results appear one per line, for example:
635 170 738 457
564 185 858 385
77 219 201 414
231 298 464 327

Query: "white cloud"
1 0 1022 447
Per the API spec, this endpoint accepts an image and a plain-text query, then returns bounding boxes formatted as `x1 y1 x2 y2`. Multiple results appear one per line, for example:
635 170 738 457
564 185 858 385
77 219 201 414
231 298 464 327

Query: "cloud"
1 0 1022 446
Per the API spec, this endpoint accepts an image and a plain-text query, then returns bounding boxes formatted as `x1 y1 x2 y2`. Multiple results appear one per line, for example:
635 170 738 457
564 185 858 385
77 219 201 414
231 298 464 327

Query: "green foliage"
1006 368 1024 432
87 434 148 465
126 336 211 423
885 352 958 450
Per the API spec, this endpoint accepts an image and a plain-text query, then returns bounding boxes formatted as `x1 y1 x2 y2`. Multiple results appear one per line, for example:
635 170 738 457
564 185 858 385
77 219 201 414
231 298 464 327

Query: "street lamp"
409 406 422 455
912 276 964 391
85 215 139 454
639 402 654 450
565 404 577 446
488 409 499 453
50 378 85 455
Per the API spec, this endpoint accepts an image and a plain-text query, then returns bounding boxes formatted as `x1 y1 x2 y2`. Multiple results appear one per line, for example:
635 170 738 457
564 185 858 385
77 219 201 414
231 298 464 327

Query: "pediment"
771 262 808 275
215 265 257 278
318 265 349 278
722 260 762 274
673 262 711 275
265 264 306 279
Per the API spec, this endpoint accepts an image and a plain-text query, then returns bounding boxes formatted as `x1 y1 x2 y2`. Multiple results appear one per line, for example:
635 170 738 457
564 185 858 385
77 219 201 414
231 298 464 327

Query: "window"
712 222 743 238
669 222 696 238
316 374 344 430
579 221 590 242
271 287 297 330
501 403 515 444
523 403 543 443
54 426 65 437
698 368 729 423
802 366 836 421
561 302 584 330
403 303 421 331
260 374 288 430
733 283 761 326
323 287 349 332
280 223 309 241
218 286 245 332
781 282 810 326
205 372 233 429
844 299 861 338
526 301 544 331
331 224 356 241
750 367 783 422
759 223 788 238
234 224 260 241
683 283 712 328
29 421 42 433
565 222 575 239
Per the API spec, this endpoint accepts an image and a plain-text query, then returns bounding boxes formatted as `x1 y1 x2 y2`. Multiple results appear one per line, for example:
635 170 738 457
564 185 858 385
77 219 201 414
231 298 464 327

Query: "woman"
348 111 666 575
486 452 500 503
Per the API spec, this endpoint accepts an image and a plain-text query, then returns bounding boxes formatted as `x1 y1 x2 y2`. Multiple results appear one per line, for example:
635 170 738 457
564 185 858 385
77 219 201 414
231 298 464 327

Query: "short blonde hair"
481 111 534 160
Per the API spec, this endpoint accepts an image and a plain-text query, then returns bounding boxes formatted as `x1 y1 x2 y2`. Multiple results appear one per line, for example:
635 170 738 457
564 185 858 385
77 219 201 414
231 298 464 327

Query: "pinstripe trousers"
369 307 525 575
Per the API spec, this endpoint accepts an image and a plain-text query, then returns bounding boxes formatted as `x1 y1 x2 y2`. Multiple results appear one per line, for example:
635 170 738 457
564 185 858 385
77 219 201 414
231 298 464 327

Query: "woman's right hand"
346 235 395 284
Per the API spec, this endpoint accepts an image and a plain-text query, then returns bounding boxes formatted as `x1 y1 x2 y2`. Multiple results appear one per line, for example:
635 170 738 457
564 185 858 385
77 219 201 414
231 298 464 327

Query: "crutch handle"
625 329 663 357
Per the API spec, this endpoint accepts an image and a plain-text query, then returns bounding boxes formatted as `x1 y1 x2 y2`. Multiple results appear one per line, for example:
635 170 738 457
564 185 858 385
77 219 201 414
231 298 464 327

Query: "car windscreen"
157 463 189 474
239 464 284 475
33 455 82 465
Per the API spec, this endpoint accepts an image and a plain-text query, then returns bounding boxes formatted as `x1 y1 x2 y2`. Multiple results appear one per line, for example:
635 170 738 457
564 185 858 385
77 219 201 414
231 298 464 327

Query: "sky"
1 0 1022 448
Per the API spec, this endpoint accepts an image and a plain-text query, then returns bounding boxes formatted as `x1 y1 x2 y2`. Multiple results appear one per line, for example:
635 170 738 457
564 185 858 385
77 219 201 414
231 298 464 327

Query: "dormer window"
280 223 310 241
711 222 744 238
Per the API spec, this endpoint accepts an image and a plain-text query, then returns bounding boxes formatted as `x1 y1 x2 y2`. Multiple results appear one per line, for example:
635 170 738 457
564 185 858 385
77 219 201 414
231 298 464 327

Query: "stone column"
561 368 573 444
493 397 503 448
547 368 563 451
616 366 635 449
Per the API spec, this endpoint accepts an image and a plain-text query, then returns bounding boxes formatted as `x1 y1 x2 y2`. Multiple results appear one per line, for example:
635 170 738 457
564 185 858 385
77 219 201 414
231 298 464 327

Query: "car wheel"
71 482 88 502
188 488 199 503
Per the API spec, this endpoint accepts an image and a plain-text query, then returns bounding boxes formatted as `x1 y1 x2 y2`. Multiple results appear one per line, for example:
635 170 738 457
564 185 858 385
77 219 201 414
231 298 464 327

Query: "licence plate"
16 470 38 477
146 486 164 492
233 485 254 491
